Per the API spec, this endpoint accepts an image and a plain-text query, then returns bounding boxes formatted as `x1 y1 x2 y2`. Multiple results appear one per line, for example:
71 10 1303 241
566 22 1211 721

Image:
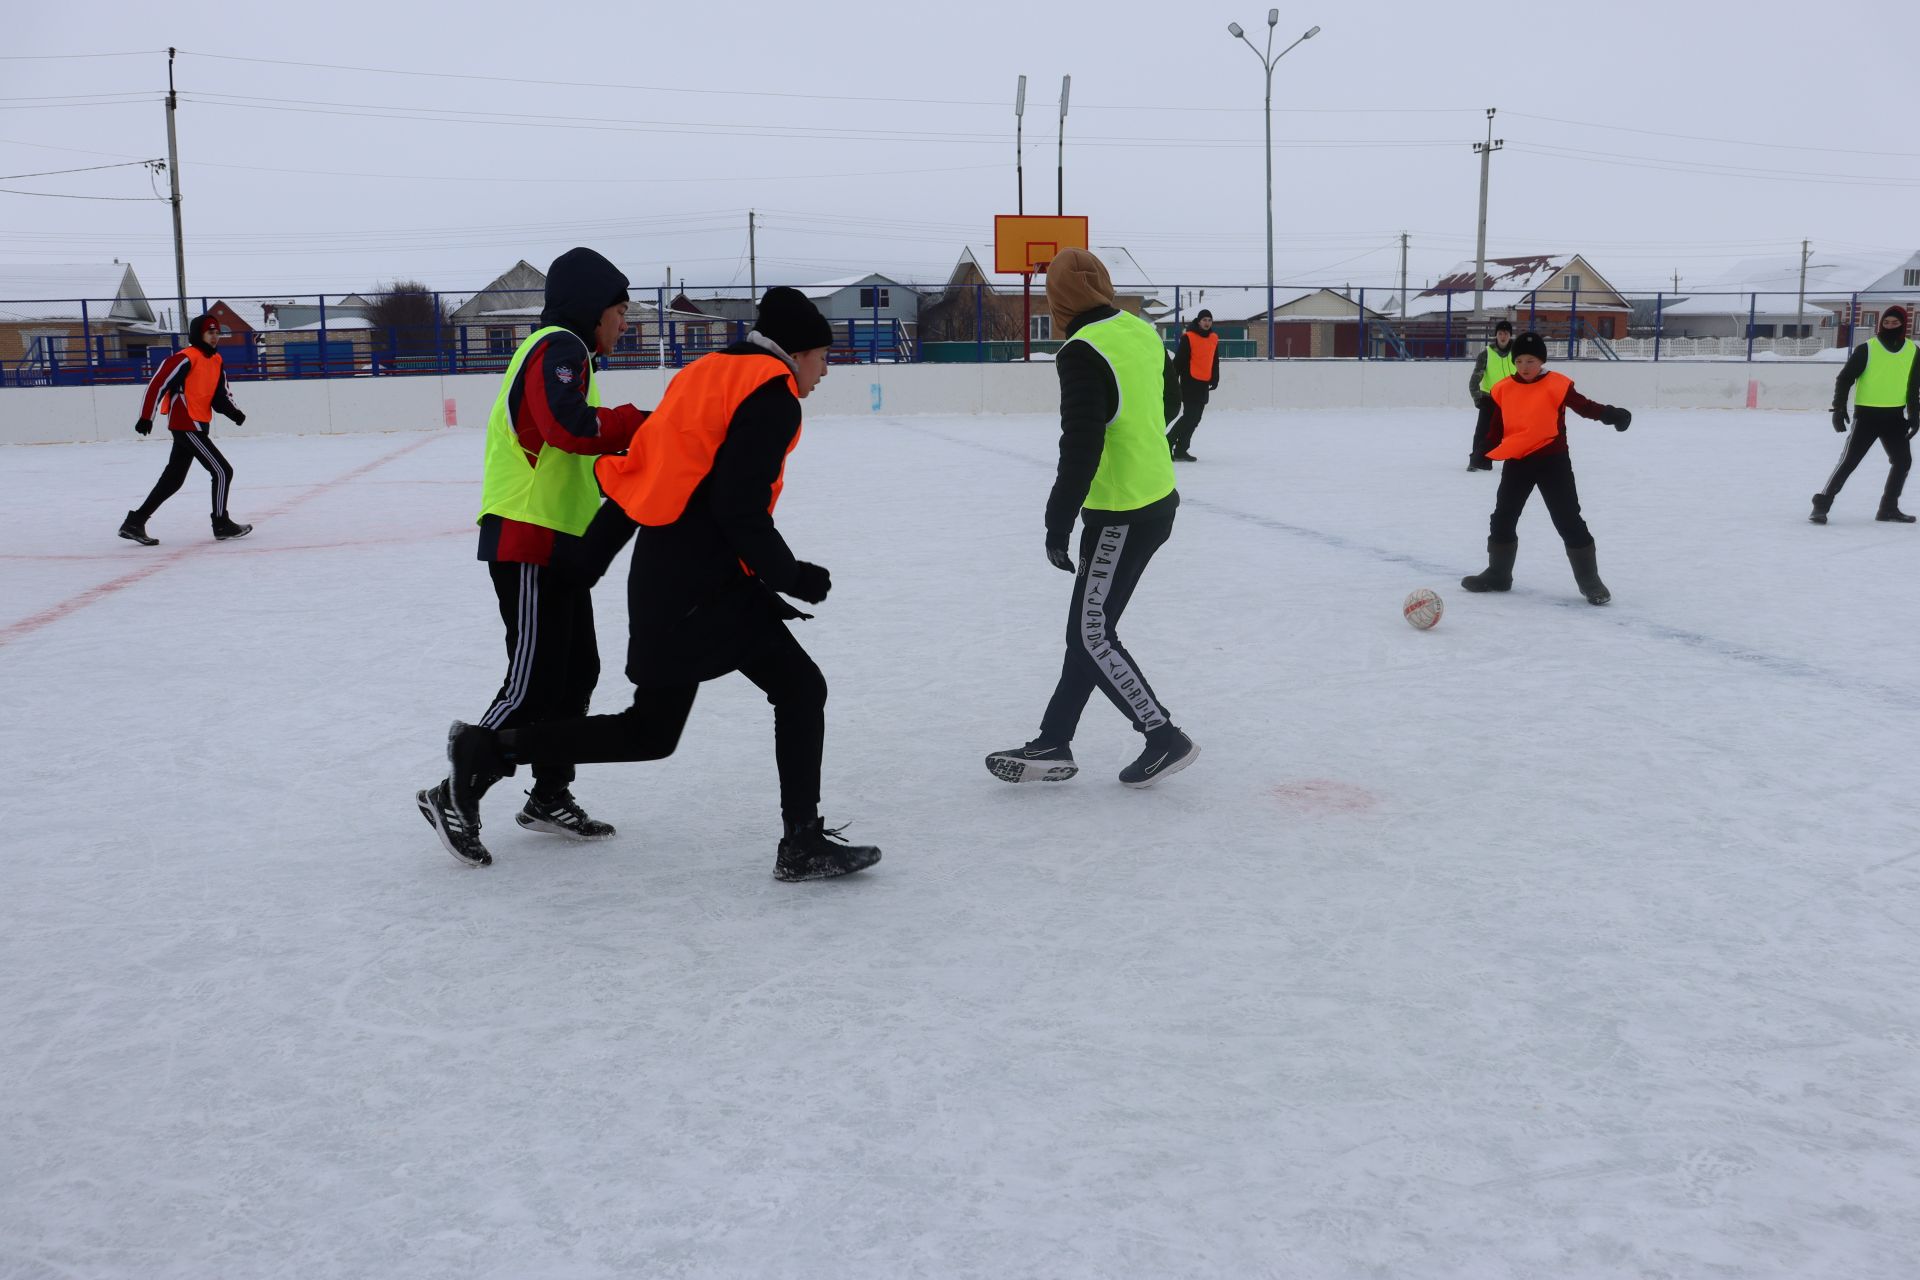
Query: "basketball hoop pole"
1023 274 1032 362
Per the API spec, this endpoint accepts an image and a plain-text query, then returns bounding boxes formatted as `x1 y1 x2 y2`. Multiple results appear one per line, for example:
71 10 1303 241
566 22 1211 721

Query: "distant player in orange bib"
1458 331 1632 605
1165 309 1219 462
118 313 251 545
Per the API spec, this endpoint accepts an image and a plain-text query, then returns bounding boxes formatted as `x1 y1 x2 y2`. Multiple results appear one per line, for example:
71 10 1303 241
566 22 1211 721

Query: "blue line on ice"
905 419 1920 714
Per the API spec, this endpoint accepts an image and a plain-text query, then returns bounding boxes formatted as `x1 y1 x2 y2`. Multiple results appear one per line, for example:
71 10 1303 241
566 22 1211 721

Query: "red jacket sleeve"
512 334 644 458
138 350 190 421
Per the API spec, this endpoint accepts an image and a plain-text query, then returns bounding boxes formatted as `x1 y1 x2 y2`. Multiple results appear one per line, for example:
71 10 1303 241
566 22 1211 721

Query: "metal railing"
4 282 1913 387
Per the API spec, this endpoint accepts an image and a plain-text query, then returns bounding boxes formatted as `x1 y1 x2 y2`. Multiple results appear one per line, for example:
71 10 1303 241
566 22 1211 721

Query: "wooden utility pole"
1471 109 1502 315
165 48 187 336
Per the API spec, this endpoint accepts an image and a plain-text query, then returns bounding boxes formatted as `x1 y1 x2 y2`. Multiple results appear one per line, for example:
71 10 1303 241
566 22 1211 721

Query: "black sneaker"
1876 504 1916 523
1810 493 1832 525
1119 729 1199 789
516 788 615 840
416 779 492 867
446 720 506 826
212 516 253 541
774 818 882 882
118 511 158 546
984 740 1078 784
1172 450 1199 462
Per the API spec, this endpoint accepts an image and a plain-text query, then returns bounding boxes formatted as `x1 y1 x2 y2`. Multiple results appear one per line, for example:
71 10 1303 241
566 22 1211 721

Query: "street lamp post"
1229 12 1318 360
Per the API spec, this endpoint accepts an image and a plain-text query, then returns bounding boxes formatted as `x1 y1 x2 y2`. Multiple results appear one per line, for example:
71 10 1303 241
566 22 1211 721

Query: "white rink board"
2 409 1917 1279
0 358 1846 445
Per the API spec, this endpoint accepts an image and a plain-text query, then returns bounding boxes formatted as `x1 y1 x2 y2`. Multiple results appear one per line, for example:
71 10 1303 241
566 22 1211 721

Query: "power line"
1510 142 1920 189
174 90 1462 151
0 50 160 60
174 49 1474 116
1508 111 1920 161
0 187 162 201
0 159 159 180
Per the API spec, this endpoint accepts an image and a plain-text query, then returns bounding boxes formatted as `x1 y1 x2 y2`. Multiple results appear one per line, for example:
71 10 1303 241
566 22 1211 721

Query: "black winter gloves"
135 418 153 436
1600 406 1631 431
1832 407 1850 433
788 562 831 604
227 408 246 426
1046 543 1075 573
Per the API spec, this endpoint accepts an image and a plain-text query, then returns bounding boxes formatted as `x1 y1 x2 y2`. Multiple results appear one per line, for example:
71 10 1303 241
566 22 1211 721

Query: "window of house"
1030 314 1052 341
615 323 641 353
1905 269 1920 287
1863 311 1880 331
859 287 891 310
486 326 514 356
1564 274 1582 294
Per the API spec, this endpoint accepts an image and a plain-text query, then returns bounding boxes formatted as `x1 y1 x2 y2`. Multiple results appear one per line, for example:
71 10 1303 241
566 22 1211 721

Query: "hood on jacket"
1045 247 1115 333
188 313 221 353
540 247 630 346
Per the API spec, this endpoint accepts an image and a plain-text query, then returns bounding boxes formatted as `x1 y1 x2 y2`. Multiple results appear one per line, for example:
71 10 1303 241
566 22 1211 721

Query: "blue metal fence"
4 283 1913 387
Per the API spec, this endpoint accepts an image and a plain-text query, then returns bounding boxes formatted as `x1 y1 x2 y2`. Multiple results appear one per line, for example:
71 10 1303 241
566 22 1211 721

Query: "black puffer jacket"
624 344 811 685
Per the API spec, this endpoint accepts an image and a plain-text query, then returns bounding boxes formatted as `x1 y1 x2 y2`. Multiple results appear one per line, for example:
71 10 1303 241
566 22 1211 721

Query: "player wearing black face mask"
1811 305 1920 525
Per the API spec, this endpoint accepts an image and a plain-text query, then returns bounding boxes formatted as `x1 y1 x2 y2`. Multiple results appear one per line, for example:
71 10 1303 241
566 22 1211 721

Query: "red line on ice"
0 434 440 648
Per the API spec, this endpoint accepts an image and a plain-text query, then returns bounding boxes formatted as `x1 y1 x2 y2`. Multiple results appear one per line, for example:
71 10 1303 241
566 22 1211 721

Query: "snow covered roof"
795 273 919 300
1421 254 1576 298
278 317 377 332
1164 286 1387 323
1400 254 1630 318
1700 252 1919 301
212 298 298 331
0 263 154 324
1650 293 1845 320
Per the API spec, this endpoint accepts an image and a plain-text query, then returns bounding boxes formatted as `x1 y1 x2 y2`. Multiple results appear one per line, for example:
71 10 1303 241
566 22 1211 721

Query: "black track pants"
479 561 600 793
502 617 827 827
1167 385 1208 453
1821 407 1912 504
134 427 233 520
1488 451 1594 548
1039 507 1176 744
1471 401 1495 465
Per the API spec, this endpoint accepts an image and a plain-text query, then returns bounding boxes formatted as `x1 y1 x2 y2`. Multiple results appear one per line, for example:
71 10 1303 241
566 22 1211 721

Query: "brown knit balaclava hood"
1045 247 1115 332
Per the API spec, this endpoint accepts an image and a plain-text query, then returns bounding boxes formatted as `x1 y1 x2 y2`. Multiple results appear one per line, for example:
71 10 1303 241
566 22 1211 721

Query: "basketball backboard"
993 215 1090 275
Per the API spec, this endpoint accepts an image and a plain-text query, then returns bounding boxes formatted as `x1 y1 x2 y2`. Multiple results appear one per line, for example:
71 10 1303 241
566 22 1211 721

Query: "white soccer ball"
1403 587 1443 630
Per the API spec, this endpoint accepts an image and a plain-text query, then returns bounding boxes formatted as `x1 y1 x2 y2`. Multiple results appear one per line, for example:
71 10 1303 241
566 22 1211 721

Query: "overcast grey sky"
5 0 1914 303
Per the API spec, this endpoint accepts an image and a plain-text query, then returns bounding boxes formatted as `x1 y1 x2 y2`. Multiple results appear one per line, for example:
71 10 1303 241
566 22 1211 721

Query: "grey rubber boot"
1567 542 1610 605
1460 538 1517 592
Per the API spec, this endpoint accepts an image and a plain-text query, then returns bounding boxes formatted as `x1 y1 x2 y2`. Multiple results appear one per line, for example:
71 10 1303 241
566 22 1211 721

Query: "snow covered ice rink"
4 405 1919 1279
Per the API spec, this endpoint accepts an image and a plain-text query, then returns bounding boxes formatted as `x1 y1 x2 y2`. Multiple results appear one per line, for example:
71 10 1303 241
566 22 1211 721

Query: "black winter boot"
1809 493 1833 525
1876 499 1916 523
118 511 158 546
1567 542 1611 605
1460 538 1517 592
211 515 253 540
774 818 882 882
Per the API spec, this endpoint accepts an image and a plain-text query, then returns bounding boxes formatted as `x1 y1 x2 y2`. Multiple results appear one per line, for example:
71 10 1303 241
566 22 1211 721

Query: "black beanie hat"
1196 309 1213 321
1511 331 1548 361
1494 319 1514 334
755 287 834 354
